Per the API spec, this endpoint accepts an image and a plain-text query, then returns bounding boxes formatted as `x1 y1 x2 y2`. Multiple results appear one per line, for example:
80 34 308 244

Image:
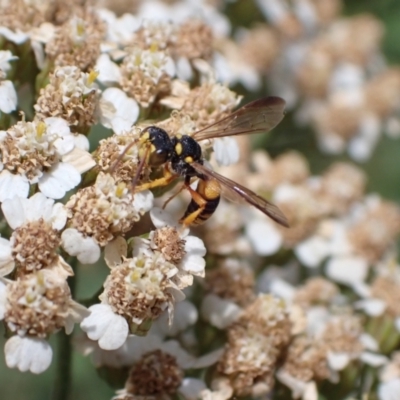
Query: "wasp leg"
134 167 177 192
179 184 207 226
162 183 186 209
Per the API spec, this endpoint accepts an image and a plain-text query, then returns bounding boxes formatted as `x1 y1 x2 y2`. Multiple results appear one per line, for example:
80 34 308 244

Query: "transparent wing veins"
191 162 289 227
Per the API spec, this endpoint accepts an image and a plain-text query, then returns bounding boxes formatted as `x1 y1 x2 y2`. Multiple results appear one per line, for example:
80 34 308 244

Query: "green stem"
51 258 78 400
51 329 73 400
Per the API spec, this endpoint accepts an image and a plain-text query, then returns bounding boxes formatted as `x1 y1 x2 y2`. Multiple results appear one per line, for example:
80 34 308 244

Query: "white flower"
0 193 67 275
99 87 139 134
152 299 198 337
213 137 240 167
150 207 206 277
61 229 101 265
0 50 18 72
0 27 28 44
295 235 330 268
5 336 52 374
325 255 369 286
0 118 94 201
97 9 140 47
80 303 129 351
245 215 283 256
201 293 241 329
379 378 400 400
180 378 208 400
95 53 122 85
0 81 17 114
85 332 221 371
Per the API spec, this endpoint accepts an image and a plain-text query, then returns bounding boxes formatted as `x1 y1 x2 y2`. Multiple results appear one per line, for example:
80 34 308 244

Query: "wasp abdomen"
180 178 221 226
182 195 220 225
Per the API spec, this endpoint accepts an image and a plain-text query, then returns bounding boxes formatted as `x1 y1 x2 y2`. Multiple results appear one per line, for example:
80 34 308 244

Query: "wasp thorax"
170 135 203 176
144 126 174 167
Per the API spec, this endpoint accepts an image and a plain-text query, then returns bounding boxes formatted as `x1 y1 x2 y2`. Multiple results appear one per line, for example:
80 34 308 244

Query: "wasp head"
140 126 174 167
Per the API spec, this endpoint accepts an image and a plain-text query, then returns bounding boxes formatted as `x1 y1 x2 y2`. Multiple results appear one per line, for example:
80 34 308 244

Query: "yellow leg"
179 184 207 226
134 168 177 193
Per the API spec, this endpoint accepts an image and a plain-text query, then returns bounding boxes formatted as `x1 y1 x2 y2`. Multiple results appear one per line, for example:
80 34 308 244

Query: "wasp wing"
191 97 286 141
191 162 289 227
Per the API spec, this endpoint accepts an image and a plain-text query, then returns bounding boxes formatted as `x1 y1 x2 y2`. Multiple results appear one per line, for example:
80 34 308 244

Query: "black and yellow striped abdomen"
180 178 221 226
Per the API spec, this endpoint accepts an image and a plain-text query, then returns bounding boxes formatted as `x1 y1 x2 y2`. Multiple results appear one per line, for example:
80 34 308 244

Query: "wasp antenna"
108 139 140 174
131 145 150 192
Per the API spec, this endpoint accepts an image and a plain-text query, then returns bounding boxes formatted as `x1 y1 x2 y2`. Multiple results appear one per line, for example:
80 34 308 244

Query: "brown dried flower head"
348 199 400 263
205 258 255 307
218 294 291 396
34 66 100 133
5 270 72 338
239 24 279 73
65 172 149 246
120 47 173 108
124 350 183 397
150 227 186 265
45 13 104 71
100 249 178 325
172 19 214 61
95 129 145 184
317 162 366 215
11 218 60 275
293 277 339 309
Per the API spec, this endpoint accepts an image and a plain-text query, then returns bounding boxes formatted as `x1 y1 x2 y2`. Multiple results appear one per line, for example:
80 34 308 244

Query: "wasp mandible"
113 96 289 227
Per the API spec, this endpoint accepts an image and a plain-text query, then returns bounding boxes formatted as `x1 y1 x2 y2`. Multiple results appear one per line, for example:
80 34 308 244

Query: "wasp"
115 96 289 227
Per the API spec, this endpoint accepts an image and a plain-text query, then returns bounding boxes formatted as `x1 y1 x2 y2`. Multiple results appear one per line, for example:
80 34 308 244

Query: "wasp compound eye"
145 126 174 167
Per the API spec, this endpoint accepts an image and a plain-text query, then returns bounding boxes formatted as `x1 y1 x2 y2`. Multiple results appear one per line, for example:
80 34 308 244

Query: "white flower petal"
179 378 207 400
45 117 73 156
81 304 129 350
0 27 28 44
184 236 206 257
133 190 154 213
201 294 241 329
0 280 7 318
213 137 240 167
378 378 400 400
39 163 81 199
104 237 128 268
1 196 26 229
246 219 283 255
360 333 379 351
326 256 368 285
22 192 54 223
327 351 350 371
191 348 224 369
96 53 122 84
62 147 96 174
0 81 17 113
295 235 330 268
0 170 29 201
73 134 90 151
355 298 386 316
0 238 13 276
360 352 387 367
99 87 139 134
175 57 193 81
180 254 205 276
395 317 400 333
154 299 198 337
61 228 101 264
51 202 67 230
150 206 188 234
269 279 296 302
5 336 52 374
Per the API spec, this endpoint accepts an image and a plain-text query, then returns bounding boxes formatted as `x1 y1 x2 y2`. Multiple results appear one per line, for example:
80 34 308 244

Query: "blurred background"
2 0 400 398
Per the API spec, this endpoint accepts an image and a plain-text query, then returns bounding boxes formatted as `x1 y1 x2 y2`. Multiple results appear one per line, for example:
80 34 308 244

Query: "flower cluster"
0 1 399 400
